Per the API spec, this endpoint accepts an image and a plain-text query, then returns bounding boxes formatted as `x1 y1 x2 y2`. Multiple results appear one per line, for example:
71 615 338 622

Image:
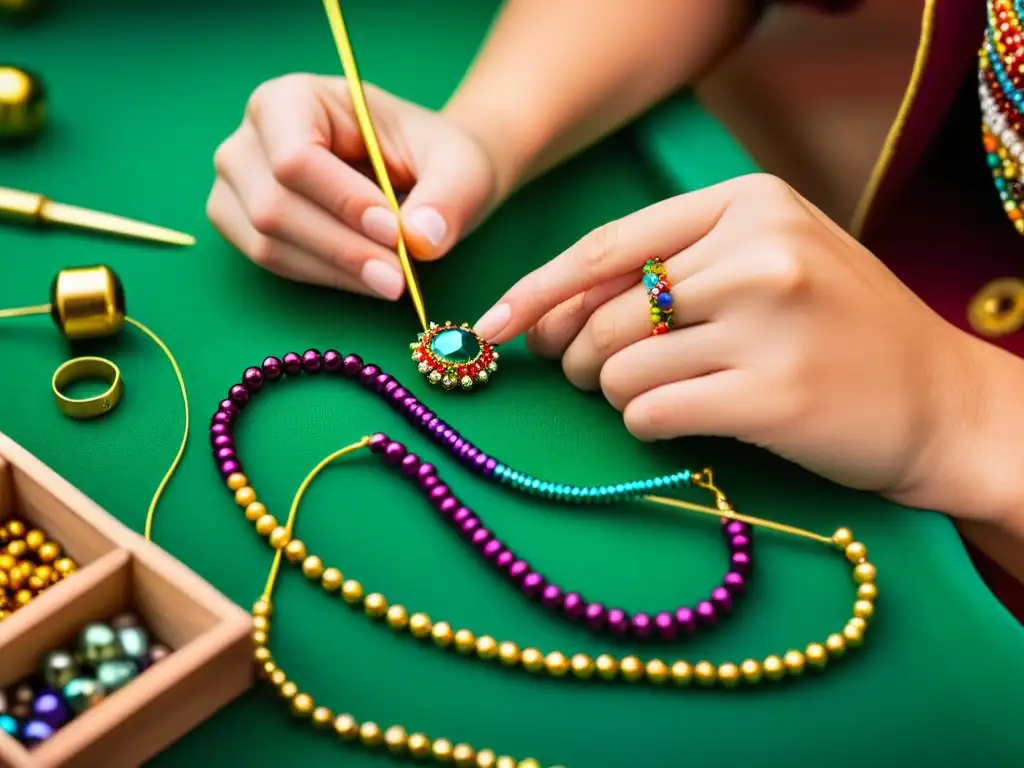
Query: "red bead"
469 365 479 376
458 366 468 377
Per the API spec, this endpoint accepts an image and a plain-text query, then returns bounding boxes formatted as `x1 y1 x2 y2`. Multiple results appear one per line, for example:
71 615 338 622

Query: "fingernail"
361 260 405 300
473 303 511 340
404 207 447 246
361 206 398 245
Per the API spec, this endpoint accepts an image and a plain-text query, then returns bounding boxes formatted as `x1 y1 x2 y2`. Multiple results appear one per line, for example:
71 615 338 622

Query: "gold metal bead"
279 681 298 700
37 542 60 564
805 643 828 669
825 633 847 657
320 568 343 592
5 521 26 539
255 514 278 536
521 648 544 672
645 659 670 684
408 732 431 757
260 660 277 679
252 616 269 633
54 557 76 577
848 616 868 632
226 473 248 491
740 658 762 684
671 660 693 686
432 621 455 648
432 738 454 761
251 630 268 646
312 706 333 727
252 599 272 617
235 487 257 508
301 555 324 579
495 758 517 768
518 760 541 768
476 748 497 768
386 604 409 631
544 651 570 676
24 530 44 550
783 650 805 675
364 593 388 619
384 725 408 754
341 579 365 604
570 653 595 679
476 635 499 660
253 646 272 664
843 622 865 647
853 599 875 621
694 661 716 686
452 743 476 766
409 613 433 638
858 583 878 602
853 562 877 584
290 693 314 716
284 539 307 563
595 654 619 680
845 542 868 563
832 527 854 548
245 501 266 522
718 662 741 687
454 629 477 654
43 266 126 338
619 656 644 683
269 669 287 687
268 527 291 549
7 541 27 559
334 713 359 740
498 641 521 665
359 721 384 747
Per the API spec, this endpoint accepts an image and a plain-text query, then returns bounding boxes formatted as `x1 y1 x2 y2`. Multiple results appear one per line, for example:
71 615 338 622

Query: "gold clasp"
691 468 732 511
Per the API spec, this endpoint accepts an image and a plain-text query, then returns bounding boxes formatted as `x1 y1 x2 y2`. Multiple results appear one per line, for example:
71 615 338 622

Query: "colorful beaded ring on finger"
642 258 673 335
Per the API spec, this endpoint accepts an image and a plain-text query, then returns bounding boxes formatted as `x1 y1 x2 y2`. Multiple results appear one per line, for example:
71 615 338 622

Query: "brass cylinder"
49 266 126 340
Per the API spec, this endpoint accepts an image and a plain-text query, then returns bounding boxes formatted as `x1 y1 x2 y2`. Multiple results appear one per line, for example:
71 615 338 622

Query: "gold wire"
262 436 372 600
0 304 190 542
321 0 429 333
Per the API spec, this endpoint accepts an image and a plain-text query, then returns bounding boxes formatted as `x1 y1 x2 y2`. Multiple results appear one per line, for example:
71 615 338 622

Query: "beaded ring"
239 435 876 768
214 350 752 642
641 259 673 335
979 0 1024 234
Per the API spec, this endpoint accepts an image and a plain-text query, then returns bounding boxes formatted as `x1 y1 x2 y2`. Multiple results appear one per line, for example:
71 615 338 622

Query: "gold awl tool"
0 186 195 246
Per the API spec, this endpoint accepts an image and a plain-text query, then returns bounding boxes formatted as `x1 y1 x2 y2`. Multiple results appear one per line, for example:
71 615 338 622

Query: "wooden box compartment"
0 434 254 768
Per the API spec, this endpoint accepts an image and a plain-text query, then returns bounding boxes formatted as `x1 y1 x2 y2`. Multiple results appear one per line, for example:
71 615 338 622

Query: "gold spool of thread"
0 265 189 541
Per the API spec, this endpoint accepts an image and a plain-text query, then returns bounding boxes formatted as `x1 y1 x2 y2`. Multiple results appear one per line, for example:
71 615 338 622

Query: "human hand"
473 174 982 509
207 74 499 299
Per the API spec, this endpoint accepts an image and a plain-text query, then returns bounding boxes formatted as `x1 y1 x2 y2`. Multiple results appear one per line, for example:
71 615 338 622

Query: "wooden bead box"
0 432 253 768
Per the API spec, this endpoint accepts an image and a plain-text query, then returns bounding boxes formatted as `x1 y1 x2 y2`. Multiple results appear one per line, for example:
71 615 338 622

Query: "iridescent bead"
540 584 564 610
301 349 322 372
39 649 79 689
723 571 746 595
77 622 120 664
675 606 696 634
359 364 380 386
584 602 607 630
368 433 388 453
710 586 733 611
654 611 676 640
731 551 752 574
0 714 18 740
383 442 407 466
562 592 585 621
63 677 105 714
520 572 545 597
281 352 302 374
115 625 150 663
20 719 55 747
607 608 630 635
695 600 717 625
323 349 342 372
631 612 654 639
261 356 283 381
242 367 264 392
96 660 139 692
228 384 249 407
31 691 70 728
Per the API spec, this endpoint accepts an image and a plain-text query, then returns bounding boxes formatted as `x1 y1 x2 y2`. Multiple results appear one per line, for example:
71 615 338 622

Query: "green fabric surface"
2 1 1023 766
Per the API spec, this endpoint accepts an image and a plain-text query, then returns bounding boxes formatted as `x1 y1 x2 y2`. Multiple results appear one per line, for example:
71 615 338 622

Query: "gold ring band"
52 356 124 419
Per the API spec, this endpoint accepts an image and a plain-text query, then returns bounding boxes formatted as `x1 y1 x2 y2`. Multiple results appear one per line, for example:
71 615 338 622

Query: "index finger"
473 177 739 345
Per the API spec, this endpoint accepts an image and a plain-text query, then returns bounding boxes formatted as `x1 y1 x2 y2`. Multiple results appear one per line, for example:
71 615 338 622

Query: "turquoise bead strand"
492 463 693 503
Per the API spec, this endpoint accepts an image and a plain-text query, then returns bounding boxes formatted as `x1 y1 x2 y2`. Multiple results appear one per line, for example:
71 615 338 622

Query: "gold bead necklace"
240 437 878 767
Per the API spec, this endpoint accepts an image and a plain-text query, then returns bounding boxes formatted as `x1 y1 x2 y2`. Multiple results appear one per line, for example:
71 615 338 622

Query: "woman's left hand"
473 173 993 512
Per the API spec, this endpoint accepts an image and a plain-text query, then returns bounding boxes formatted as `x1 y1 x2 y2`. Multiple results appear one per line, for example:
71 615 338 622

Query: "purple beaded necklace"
211 348 754 643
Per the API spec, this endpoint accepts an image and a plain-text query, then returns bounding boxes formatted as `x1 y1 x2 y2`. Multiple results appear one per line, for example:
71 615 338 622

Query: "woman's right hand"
206 74 501 299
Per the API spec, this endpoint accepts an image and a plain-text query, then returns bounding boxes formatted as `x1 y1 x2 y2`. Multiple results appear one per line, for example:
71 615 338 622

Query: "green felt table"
3 1 1024 766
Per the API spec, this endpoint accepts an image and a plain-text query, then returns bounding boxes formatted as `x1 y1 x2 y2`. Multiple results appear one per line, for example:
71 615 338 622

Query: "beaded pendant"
979 0 1024 234
410 321 498 391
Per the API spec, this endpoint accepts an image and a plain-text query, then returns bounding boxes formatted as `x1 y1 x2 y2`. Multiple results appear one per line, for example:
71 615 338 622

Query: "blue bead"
642 273 659 290
656 292 673 309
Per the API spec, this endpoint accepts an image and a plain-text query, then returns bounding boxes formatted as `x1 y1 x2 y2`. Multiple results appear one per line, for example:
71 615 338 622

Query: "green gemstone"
96 659 139 693
428 328 480 364
63 677 105 714
116 626 150 663
78 622 119 665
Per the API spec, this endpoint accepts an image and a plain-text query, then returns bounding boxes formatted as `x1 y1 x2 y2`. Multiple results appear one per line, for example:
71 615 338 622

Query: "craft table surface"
2 1 1023 766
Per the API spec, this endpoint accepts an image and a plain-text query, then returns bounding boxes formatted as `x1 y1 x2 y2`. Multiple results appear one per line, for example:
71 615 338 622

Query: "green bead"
77 622 119 665
428 328 480 364
95 660 138 693
115 626 150 663
39 649 80 690
63 677 105 714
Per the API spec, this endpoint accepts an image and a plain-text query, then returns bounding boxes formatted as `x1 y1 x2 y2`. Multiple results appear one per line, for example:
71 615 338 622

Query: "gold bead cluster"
250 600 562 768
0 518 77 621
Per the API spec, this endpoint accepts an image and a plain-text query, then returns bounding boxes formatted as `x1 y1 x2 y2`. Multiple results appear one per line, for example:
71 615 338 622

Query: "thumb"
398 142 493 261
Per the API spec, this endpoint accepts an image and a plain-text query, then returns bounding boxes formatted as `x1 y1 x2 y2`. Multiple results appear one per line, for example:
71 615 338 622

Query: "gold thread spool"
48 265 126 340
